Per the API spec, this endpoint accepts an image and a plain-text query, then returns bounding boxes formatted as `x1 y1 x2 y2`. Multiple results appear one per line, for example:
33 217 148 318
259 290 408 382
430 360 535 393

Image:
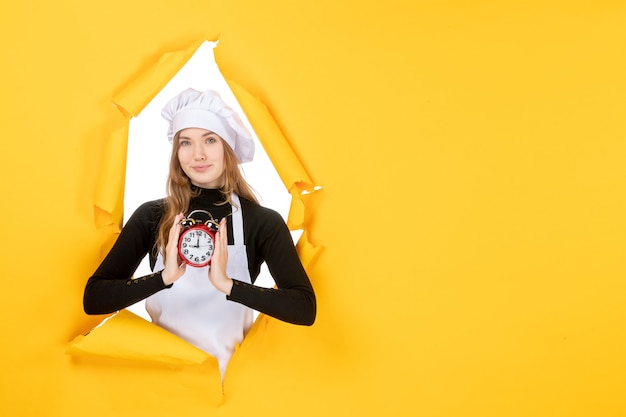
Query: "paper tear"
93 125 128 229
80 39 323 370
67 310 216 368
113 40 206 117
225 81 324 241
296 231 323 269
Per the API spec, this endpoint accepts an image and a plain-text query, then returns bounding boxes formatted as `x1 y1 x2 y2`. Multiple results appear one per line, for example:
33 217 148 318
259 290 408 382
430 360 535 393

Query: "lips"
192 165 211 172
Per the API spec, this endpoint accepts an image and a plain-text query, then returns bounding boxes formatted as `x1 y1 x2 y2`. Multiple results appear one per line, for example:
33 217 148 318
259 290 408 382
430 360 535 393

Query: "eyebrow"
178 131 216 140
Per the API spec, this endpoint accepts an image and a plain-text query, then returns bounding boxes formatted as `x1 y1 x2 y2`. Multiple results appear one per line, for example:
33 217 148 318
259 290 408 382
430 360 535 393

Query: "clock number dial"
177 221 218 267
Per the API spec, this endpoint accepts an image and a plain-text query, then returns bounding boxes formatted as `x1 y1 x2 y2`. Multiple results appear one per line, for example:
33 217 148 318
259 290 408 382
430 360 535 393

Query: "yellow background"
1 1 626 416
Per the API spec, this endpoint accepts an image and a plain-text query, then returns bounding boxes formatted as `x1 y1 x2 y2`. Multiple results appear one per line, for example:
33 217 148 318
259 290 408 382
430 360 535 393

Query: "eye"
179 140 190 146
206 137 217 144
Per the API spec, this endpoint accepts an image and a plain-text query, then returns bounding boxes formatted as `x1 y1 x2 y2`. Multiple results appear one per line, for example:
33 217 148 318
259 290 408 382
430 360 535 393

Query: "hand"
208 217 233 295
161 213 187 285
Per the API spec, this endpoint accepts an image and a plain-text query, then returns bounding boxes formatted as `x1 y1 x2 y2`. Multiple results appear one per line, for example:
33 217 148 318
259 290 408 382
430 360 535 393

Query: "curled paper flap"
113 40 206 117
67 309 216 368
225 80 323 232
295 231 323 269
226 80 314 191
93 125 128 229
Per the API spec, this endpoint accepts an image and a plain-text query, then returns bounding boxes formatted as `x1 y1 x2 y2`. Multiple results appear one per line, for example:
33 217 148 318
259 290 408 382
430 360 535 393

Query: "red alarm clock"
177 210 220 267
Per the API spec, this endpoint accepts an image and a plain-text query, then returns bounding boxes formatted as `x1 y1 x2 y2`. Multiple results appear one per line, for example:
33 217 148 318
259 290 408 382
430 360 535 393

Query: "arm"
226 208 316 326
83 201 170 314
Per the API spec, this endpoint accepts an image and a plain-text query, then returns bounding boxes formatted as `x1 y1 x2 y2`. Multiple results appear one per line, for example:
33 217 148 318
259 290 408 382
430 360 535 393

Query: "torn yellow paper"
227 80 322 230
113 40 207 117
227 80 313 190
73 40 322 387
2 1 626 416
93 125 128 229
67 309 215 368
295 230 322 269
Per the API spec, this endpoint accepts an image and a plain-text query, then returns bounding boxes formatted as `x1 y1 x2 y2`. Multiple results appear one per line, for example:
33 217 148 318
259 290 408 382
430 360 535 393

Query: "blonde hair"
155 132 259 256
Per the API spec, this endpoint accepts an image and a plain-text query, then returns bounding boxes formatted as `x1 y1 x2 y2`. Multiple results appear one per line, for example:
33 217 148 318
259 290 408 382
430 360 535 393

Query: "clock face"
178 226 216 267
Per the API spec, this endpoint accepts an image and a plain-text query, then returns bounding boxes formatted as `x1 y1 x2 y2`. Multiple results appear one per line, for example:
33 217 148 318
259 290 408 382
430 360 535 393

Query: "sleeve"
83 201 170 315
226 209 316 326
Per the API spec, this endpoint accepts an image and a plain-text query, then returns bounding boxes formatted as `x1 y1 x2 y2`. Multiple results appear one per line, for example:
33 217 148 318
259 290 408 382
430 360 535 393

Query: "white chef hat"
161 88 255 163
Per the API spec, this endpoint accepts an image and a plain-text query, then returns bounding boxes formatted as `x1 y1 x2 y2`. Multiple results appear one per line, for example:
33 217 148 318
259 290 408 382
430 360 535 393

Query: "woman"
83 88 316 376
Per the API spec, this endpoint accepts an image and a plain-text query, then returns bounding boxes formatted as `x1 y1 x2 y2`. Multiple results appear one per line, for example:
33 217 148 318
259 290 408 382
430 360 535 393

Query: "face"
177 127 226 189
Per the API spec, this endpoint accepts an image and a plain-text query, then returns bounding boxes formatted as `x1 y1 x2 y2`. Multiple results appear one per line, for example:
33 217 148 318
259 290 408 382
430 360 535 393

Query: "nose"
192 143 206 160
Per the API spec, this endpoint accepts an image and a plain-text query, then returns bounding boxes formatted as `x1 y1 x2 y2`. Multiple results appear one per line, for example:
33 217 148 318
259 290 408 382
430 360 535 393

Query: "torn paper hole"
124 41 292 320
78 39 322 378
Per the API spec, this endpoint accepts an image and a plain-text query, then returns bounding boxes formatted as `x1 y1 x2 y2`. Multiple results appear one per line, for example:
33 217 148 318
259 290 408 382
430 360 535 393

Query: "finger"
174 213 184 231
219 217 228 245
168 213 183 242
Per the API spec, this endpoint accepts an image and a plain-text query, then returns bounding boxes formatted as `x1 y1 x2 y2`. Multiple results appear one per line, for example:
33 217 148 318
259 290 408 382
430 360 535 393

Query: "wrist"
222 278 233 296
161 270 174 286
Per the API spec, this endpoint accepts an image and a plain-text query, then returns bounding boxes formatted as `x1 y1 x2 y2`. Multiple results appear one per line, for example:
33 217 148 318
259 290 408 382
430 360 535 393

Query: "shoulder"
239 197 285 225
127 198 166 225
114 199 165 246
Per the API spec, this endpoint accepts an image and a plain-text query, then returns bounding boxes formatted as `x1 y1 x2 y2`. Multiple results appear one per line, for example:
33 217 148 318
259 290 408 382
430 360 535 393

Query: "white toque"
161 88 255 163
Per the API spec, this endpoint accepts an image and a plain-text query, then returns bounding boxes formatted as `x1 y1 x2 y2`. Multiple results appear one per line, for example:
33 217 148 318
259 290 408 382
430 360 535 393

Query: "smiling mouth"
193 165 211 171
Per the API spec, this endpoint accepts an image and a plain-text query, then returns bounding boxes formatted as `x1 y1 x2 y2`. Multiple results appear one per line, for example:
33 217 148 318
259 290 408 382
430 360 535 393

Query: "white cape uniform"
146 194 254 377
